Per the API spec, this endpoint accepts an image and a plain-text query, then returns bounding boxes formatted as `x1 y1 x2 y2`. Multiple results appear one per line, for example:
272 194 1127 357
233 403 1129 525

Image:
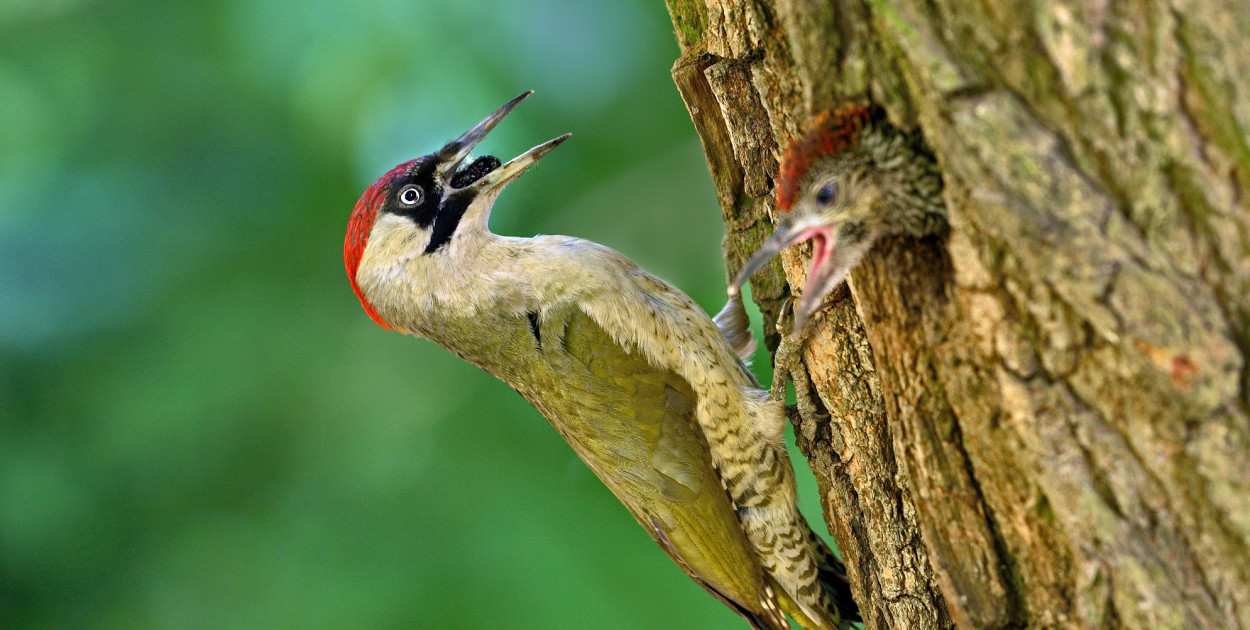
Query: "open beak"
464 132 571 194
435 90 571 194
728 216 840 330
436 91 531 181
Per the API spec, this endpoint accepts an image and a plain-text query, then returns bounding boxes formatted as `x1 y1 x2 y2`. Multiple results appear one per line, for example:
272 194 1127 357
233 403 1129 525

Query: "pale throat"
360 221 539 329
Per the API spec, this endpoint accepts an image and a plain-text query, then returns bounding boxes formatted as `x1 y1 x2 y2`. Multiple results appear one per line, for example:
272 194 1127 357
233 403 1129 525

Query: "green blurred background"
0 1 830 628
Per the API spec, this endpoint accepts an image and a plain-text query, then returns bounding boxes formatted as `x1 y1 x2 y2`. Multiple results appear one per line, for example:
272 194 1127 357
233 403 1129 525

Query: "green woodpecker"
343 92 859 630
729 103 946 329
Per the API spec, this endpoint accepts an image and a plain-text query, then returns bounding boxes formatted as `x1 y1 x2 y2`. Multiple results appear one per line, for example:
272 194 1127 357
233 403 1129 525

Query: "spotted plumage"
344 93 859 629
724 104 949 625
723 104 948 628
731 102 946 328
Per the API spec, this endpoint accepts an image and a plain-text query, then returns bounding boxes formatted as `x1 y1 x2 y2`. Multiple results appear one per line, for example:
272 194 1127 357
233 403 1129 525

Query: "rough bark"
665 1 1250 629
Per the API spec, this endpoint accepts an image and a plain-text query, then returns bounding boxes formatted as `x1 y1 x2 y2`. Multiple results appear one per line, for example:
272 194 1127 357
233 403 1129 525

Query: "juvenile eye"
815 184 837 206
398 185 423 206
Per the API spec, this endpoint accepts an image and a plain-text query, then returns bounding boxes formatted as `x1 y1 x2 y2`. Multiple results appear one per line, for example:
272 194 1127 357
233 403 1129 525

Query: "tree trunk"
664 1 1250 628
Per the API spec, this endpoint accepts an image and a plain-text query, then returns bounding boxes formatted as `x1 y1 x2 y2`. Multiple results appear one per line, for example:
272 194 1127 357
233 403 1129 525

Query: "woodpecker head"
344 91 569 331
729 104 943 329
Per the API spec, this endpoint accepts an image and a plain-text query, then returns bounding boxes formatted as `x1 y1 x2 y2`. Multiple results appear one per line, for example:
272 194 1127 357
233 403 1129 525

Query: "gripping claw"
771 295 830 423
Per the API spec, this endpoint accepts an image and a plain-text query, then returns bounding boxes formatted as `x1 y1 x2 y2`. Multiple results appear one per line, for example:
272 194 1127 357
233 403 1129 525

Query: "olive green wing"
517 307 787 630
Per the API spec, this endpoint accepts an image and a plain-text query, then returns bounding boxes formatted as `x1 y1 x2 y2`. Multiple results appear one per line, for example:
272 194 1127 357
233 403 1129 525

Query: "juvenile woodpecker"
343 92 859 630
729 103 946 329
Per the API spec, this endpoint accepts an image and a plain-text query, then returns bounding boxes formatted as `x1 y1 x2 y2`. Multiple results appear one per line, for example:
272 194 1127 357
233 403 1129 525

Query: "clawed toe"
771 296 828 423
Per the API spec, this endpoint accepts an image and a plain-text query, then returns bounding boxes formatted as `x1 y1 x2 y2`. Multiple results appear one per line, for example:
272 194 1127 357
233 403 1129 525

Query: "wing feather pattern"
511 307 787 630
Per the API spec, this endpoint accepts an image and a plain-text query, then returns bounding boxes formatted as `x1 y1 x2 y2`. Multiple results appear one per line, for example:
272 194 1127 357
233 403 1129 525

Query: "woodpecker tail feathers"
808 523 861 628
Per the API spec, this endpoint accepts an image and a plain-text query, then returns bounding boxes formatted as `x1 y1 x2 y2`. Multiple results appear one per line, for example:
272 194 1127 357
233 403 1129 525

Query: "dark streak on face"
380 154 506 255
424 192 472 254
423 155 501 254
382 160 442 229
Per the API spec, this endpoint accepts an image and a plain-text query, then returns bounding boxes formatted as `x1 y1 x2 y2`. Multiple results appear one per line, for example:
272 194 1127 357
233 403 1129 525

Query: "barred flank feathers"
811 533 861 625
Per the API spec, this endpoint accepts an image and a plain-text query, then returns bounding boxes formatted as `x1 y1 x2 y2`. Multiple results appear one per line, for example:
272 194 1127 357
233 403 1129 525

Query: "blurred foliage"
0 1 830 628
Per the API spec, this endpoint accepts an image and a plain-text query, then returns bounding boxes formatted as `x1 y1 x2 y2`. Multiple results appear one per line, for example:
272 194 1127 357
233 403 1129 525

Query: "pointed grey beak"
437 91 533 181
729 215 848 331
465 133 572 194
727 219 808 297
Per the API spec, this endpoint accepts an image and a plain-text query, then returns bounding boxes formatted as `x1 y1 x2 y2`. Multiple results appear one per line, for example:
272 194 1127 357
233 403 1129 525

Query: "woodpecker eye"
815 184 837 206
398 185 423 206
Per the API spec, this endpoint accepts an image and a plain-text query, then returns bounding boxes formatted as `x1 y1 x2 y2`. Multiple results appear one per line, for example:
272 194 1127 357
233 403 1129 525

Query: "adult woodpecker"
729 103 946 329
343 92 859 630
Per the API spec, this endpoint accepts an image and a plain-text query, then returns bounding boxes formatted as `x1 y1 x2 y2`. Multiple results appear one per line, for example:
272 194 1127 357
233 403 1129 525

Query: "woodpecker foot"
771 297 829 425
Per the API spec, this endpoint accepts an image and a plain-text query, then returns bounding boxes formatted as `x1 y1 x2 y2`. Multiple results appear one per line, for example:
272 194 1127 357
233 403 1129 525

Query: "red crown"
776 104 870 211
344 160 417 331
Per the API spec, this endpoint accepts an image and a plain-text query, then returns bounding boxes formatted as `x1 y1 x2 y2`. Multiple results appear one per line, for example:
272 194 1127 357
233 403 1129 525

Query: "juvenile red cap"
344 160 417 331
776 104 871 211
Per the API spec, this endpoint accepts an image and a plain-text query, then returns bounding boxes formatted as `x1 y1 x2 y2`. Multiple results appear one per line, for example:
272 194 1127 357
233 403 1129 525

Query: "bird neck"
357 224 542 333
861 123 946 236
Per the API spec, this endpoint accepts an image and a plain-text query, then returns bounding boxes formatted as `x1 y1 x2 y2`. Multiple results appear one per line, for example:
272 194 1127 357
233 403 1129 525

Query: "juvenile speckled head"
344 91 569 331
729 103 944 329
